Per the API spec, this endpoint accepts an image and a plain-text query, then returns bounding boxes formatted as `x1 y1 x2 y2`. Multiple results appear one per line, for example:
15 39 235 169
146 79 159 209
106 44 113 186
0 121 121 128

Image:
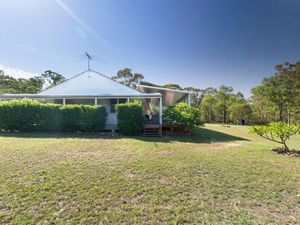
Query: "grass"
0 124 299 224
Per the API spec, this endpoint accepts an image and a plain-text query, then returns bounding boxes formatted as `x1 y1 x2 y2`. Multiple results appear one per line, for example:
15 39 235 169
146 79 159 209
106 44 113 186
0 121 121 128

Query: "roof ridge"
90 69 143 93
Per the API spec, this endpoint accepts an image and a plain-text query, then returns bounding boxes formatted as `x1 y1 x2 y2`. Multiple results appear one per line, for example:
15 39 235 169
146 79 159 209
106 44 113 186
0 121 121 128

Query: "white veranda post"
159 97 163 125
188 93 191 106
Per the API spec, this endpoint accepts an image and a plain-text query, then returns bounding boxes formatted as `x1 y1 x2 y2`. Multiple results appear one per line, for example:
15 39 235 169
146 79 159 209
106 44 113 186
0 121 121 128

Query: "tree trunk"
287 102 291 125
279 105 283 122
283 142 289 151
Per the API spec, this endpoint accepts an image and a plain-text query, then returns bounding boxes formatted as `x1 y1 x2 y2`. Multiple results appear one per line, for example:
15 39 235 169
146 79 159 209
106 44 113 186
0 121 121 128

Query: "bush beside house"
0 99 107 132
116 101 144 135
163 102 203 129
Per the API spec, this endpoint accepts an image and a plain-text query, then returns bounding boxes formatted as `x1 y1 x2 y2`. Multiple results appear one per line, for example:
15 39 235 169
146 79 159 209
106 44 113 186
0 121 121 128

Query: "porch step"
143 124 161 137
105 124 118 131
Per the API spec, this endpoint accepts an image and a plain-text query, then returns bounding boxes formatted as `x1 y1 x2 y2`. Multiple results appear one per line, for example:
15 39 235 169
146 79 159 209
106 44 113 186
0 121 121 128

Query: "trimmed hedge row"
0 99 107 132
60 104 107 131
116 101 144 135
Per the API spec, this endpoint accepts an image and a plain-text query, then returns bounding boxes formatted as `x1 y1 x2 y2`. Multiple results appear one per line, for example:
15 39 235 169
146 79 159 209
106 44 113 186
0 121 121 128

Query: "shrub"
60 105 83 131
39 104 62 131
116 101 144 135
80 105 107 131
250 122 300 151
163 102 203 129
0 99 44 131
54 104 107 132
0 99 107 132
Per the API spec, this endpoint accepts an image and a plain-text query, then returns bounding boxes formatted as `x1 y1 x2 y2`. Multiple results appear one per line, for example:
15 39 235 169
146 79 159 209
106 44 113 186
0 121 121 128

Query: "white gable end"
39 70 143 96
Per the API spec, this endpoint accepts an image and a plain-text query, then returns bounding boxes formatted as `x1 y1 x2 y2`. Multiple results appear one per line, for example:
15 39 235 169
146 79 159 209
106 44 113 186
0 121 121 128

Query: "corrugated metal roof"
39 70 148 96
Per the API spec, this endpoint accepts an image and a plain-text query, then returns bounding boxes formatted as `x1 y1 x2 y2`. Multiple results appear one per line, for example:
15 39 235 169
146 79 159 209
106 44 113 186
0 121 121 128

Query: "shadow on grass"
0 127 249 144
134 127 249 143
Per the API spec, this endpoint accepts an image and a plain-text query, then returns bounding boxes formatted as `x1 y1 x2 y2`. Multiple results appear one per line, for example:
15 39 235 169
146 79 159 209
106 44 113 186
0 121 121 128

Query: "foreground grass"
0 124 299 224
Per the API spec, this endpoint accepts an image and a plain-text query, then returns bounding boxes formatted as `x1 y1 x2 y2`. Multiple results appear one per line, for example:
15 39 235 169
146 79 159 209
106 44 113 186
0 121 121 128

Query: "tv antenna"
78 52 106 71
79 52 96 71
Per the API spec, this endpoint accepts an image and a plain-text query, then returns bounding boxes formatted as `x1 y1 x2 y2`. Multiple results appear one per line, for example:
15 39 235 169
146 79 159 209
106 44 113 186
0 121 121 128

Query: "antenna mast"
85 52 92 70
79 52 104 71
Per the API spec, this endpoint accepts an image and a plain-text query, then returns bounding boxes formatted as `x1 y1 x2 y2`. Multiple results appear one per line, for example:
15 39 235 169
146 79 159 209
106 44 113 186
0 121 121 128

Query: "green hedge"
0 99 43 131
0 99 107 132
60 105 107 131
116 101 144 135
163 102 203 129
39 103 62 131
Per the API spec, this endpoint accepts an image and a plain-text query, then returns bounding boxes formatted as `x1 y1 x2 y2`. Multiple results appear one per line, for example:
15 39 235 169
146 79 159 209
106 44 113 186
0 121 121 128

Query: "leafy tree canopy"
0 70 65 94
251 61 300 124
250 122 300 151
42 70 65 87
112 68 144 88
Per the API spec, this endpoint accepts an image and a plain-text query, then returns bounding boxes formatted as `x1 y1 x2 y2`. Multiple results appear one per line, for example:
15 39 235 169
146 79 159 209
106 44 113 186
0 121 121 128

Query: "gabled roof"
39 70 153 97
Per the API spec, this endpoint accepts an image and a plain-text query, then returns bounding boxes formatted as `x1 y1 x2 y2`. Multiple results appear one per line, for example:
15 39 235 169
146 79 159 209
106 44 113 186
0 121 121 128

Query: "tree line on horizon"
112 62 300 125
0 70 65 94
0 61 299 125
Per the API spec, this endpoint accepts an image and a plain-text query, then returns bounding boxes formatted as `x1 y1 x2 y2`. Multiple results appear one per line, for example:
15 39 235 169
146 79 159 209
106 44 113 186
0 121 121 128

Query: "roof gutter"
0 93 162 99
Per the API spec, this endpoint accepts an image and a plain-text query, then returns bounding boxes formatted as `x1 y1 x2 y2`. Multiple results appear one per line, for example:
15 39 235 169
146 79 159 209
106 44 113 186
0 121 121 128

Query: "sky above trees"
0 0 299 97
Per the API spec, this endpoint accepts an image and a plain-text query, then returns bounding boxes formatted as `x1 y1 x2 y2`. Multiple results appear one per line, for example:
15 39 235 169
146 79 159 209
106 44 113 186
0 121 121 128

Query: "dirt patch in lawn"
143 150 174 157
210 141 244 150
123 170 135 179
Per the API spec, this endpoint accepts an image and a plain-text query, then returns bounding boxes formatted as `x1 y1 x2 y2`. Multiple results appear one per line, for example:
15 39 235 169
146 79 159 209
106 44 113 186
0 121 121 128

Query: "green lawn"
0 124 299 224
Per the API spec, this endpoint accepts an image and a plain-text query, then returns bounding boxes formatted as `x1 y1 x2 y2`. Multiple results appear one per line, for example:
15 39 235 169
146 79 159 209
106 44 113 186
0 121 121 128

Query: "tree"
200 90 217 123
184 87 205 107
228 92 252 123
139 81 159 87
0 72 44 94
112 68 144 88
161 84 182 90
229 102 252 122
251 61 300 124
0 70 17 93
215 85 235 124
250 86 277 124
0 70 65 94
275 62 300 123
42 70 65 87
250 122 300 151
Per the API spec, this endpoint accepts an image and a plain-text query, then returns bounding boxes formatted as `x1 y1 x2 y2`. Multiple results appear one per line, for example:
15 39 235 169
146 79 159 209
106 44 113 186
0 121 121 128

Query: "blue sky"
0 0 299 97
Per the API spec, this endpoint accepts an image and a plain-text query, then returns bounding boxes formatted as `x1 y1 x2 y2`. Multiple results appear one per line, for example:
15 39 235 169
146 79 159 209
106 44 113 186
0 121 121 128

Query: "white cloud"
0 64 36 79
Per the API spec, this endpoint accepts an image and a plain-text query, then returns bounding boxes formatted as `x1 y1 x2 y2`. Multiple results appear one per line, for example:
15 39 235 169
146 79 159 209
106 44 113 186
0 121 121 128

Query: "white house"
0 70 192 129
